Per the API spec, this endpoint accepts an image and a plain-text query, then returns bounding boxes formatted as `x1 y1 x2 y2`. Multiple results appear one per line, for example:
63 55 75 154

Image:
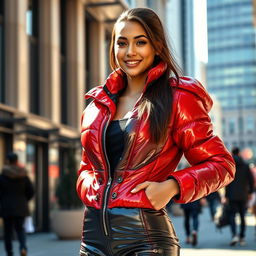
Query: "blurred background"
0 0 255 245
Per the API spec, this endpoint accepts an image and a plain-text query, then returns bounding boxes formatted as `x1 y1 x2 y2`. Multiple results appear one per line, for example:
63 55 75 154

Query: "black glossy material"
80 207 180 256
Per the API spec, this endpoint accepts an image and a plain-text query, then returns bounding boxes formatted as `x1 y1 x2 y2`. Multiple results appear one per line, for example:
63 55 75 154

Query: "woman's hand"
131 179 180 210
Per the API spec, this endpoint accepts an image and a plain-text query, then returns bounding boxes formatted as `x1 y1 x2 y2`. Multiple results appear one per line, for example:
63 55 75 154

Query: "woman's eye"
117 41 126 47
137 40 147 46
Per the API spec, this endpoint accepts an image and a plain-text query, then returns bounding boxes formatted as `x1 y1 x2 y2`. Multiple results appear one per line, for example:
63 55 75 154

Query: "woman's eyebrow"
134 35 148 39
117 35 148 40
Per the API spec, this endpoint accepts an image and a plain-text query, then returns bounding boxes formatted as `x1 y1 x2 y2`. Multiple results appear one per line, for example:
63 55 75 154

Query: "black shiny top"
106 119 128 175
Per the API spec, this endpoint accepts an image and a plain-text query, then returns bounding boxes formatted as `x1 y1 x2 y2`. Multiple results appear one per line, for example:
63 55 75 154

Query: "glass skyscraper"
207 0 256 158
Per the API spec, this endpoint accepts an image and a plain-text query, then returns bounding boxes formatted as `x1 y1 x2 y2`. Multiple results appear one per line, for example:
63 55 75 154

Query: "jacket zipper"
101 114 112 236
87 95 114 237
89 84 149 236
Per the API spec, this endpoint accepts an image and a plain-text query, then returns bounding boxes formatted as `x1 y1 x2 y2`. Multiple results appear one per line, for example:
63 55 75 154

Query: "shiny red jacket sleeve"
76 147 95 202
170 81 235 204
77 148 93 176
76 112 94 201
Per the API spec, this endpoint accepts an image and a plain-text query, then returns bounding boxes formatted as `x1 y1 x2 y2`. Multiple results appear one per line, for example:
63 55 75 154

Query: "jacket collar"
85 61 167 114
2 164 27 179
104 61 167 95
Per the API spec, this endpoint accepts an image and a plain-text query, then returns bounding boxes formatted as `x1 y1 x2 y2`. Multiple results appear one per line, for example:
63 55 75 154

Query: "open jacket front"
76 62 235 210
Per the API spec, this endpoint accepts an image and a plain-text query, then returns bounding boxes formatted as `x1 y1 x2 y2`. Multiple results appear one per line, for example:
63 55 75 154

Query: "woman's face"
114 21 156 81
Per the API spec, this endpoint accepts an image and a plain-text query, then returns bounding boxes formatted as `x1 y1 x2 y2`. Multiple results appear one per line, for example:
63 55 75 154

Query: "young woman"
77 8 235 256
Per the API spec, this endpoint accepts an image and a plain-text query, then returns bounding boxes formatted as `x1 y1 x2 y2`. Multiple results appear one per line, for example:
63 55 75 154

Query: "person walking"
205 191 221 221
76 8 235 255
181 199 204 246
225 147 254 246
0 153 34 256
250 165 256 238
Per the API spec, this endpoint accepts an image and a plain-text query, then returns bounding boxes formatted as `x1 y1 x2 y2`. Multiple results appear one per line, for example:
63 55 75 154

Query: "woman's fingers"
131 181 151 193
131 180 180 210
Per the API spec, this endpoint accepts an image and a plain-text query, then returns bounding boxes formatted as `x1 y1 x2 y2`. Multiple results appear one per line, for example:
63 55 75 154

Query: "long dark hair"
109 8 181 143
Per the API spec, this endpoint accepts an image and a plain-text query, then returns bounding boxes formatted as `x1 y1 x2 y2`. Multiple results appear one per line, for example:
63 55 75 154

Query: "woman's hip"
81 207 180 256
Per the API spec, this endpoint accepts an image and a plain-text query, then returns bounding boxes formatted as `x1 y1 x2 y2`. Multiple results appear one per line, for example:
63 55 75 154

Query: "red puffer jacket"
77 62 235 210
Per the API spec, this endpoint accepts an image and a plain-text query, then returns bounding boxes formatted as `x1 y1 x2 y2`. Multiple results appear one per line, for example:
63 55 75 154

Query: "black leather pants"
80 207 180 256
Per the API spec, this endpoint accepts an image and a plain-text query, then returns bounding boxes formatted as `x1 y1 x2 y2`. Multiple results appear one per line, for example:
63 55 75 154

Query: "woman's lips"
124 60 141 67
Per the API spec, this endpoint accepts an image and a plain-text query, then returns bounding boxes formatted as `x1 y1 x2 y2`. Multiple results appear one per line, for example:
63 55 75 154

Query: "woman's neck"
124 75 146 97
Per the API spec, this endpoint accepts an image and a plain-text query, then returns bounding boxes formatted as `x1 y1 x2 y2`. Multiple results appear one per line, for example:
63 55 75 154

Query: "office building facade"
207 0 256 158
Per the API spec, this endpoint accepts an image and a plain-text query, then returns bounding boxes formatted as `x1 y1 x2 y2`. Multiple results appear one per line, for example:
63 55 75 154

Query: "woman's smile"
124 59 142 67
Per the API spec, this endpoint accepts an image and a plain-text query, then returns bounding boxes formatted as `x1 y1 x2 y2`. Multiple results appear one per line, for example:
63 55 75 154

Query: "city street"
0 0 255 255
171 205 256 256
0 205 255 256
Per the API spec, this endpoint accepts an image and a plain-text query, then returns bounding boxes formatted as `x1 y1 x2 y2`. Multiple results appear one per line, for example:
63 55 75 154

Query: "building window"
26 7 33 35
245 116 254 134
238 116 243 134
239 140 245 148
146 0 155 9
0 0 4 103
27 0 40 114
228 118 235 134
248 140 253 146
232 141 237 148
60 0 67 124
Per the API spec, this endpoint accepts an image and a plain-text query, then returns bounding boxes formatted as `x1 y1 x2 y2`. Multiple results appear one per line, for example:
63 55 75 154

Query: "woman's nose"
127 44 136 56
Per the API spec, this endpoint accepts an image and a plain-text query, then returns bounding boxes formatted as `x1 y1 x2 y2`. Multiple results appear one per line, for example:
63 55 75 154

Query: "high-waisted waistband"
80 207 180 256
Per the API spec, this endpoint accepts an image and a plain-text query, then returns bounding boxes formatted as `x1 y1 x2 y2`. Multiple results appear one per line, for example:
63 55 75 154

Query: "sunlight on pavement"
181 249 256 256
233 213 256 227
240 214 255 227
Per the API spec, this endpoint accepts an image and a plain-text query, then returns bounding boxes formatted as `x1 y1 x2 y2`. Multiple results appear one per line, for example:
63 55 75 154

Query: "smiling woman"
76 7 235 256
109 8 180 142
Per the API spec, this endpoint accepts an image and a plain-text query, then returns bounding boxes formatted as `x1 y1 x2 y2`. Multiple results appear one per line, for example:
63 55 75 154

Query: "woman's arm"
169 79 235 203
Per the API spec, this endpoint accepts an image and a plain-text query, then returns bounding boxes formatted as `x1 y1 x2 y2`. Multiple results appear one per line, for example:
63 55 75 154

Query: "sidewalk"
0 207 255 255
172 205 256 256
0 233 80 256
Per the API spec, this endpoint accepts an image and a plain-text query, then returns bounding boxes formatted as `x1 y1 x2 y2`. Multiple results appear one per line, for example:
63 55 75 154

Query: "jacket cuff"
168 170 196 204
167 176 181 202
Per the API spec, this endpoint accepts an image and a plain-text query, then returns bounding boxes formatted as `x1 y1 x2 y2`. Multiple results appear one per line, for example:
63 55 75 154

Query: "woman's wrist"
163 179 180 197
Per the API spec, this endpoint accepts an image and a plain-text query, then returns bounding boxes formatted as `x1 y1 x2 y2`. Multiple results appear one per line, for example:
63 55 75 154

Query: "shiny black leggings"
80 207 180 256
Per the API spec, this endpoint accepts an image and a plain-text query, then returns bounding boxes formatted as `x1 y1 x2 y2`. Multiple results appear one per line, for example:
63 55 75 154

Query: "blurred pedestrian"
248 164 256 238
206 191 221 221
225 147 254 246
181 198 205 246
0 153 34 256
250 191 256 238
